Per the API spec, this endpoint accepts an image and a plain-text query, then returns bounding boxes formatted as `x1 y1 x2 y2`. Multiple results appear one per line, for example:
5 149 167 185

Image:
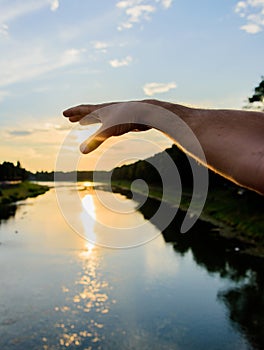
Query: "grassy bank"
0 181 49 205
110 180 264 258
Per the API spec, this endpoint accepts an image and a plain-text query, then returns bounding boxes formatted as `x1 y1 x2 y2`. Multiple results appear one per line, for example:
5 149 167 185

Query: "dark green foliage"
0 182 49 204
0 161 29 181
112 145 185 186
248 76 264 104
32 171 54 181
112 144 231 190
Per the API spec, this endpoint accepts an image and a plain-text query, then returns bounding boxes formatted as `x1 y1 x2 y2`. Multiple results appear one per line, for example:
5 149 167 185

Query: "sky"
0 0 264 172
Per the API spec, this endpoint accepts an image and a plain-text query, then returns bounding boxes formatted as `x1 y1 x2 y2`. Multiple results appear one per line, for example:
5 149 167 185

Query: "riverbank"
109 180 264 258
0 181 49 205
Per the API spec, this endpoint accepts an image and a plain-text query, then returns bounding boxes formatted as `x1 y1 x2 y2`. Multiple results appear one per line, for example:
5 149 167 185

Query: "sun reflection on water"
49 200 114 349
80 242 95 259
78 185 161 248
80 188 97 246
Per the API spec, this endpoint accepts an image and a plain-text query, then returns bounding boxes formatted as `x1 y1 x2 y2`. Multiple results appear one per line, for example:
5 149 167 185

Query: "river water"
0 183 263 350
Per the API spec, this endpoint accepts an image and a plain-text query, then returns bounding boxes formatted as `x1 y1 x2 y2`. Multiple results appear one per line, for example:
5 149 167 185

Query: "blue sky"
0 0 264 171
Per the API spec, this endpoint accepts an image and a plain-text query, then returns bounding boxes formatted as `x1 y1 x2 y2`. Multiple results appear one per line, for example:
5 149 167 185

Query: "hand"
63 102 150 154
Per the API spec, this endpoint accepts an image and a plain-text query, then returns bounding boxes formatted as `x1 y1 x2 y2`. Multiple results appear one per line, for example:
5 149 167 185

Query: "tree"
247 76 264 110
0 161 29 181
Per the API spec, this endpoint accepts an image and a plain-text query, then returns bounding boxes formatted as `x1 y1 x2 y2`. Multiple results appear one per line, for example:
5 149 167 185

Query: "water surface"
0 183 263 349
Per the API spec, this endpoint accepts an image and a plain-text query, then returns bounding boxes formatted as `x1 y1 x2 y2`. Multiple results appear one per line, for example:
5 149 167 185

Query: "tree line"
0 161 29 181
111 144 229 191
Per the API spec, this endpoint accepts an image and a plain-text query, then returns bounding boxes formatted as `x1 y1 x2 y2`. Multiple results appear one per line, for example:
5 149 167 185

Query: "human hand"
63 102 150 154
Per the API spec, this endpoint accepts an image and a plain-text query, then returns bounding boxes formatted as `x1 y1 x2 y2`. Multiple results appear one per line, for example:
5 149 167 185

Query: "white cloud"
116 0 143 8
116 0 173 30
126 5 156 22
143 82 177 96
49 0 59 11
0 46 85 88
240 22 262 33
93 41 109 50
91 41 110 53
0 1 59 24
0 1 43 23
0 1 60 36
109 55 133 67
0 23 8 36
117 4 156 30
235 1 247 14
235 0 264 33
160 0 173 9
61 48 85 65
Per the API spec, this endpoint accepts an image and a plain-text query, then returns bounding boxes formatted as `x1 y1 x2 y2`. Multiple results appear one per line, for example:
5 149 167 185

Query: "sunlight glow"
79 241 95 258
82 194 96 220
80 193 97 250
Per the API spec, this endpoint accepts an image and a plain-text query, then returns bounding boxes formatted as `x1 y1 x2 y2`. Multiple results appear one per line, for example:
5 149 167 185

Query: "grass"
201 188 264 242
110 180 264 257
0 181 50 205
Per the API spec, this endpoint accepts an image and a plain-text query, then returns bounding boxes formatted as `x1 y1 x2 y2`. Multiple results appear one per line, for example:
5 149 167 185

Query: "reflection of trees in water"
0 204 18 245
218 274 264 350
0 204 17 223
136 195 264 350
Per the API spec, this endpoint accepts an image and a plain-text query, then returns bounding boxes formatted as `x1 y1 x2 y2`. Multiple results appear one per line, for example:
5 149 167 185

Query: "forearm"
143 100 264 195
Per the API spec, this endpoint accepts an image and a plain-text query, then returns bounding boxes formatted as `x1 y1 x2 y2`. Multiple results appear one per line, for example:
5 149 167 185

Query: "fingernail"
80 143 88 154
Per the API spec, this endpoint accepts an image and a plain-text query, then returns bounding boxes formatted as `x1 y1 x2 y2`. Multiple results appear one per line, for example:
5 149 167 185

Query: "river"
0 183 263 350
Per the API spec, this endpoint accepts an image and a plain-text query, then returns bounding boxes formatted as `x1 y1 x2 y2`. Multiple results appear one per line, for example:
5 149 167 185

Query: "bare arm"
63 99 264 195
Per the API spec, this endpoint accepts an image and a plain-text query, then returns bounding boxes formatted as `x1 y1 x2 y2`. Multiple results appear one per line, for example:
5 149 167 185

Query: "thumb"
80 125 114 154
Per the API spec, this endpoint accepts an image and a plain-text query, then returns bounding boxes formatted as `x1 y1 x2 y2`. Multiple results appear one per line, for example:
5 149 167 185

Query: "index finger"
63 102 119 122
63 105 95 122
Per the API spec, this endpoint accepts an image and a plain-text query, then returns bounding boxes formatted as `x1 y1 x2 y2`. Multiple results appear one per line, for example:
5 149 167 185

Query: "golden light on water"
80 241 95 258
80 192 97 254
53 189 112 348
82 193 96 220
83 181 93 188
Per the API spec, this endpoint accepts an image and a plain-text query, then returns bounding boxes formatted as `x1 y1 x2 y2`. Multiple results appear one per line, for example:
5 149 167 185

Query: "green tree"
248 76 264 110
0 161 29 181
